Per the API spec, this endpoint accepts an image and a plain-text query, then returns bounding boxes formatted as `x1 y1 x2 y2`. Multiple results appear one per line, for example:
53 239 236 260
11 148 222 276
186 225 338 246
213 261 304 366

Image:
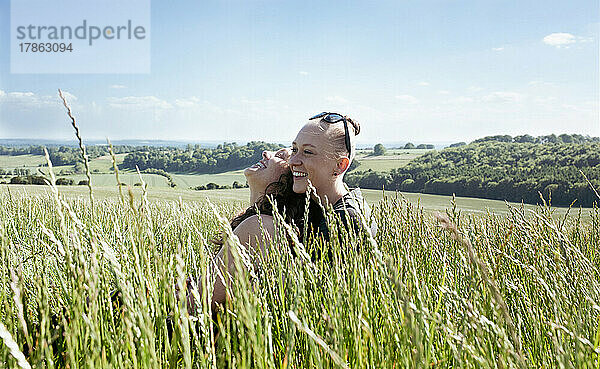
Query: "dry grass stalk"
58 88 94 207
0 321 31 369
580 169 600 201
107 137 125 205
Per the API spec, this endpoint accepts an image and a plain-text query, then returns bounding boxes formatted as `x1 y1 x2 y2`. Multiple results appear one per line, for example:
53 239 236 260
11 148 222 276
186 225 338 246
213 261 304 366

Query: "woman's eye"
304 150 313 155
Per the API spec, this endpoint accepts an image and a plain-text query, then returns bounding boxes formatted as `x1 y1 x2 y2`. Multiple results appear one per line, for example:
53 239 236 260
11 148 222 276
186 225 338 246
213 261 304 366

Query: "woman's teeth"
293 171 308 177
252 161 266 169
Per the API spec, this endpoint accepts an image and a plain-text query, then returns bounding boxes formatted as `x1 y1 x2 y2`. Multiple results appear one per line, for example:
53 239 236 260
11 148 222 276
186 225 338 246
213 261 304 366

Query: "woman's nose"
262 150 272 160
288 152 299 166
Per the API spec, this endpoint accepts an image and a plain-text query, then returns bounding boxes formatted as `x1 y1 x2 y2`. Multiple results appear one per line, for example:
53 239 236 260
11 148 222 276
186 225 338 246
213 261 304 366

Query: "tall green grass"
0 181 598 368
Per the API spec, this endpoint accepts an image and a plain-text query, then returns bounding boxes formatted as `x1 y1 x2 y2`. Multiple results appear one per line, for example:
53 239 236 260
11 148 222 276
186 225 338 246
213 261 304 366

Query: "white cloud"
110 84 126 89
561 103 583 111
534 96 557 105
107 96 172 110
527 80 557 89
237 97 285 117
438 90 450 95
543 33 576 48
445 96 474 104
417 81 430 86
468 86 483 92
299 71 309 76
482 91 525 103
0 90 59 108
492 47 504 51
61 91 78 102
395 95 419 104
174 96 202 108
241 97 277 106
6 92 35 99
172 98 229 116
325 95 348 104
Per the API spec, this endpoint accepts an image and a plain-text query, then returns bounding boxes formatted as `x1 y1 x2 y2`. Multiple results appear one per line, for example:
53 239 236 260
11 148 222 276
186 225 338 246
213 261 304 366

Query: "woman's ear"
337 157 350 173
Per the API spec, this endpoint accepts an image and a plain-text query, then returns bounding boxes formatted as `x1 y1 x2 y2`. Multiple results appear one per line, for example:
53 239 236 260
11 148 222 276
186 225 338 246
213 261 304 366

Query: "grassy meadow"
0 147 599 368
2 183 594 221
0 167 599 368
0 144 586 219
353 148 431 172
0 154 46 171
1 153 248 189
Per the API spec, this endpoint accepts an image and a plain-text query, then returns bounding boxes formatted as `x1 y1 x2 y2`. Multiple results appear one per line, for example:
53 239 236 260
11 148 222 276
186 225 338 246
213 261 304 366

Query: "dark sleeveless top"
307 188 377 242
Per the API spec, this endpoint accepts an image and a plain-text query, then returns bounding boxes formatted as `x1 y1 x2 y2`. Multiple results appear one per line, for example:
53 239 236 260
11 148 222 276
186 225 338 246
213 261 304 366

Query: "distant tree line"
7 176 87 186
472 133 599 144
346 138 600 207
444 134 599 149
122 142 284 173
402 143 435 149
0 168 32 176
192 181 248 191
0 144 148 166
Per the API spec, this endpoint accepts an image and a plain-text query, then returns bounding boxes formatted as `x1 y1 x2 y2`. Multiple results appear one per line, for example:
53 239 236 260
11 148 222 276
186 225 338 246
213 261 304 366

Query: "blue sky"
0 0 598 144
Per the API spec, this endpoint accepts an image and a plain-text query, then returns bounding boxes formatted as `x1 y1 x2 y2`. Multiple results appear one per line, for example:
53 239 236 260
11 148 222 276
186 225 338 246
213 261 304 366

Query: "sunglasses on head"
309 112 352 157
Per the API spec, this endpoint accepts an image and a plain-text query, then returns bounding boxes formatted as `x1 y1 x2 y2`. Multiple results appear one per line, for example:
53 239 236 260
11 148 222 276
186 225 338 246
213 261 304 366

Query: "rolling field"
0 154 45 171
355 148 432 158
354 159 414 172
1 150 595 222
353 148 430 172
0 153 129 173
46 171 246 189
57 173 170 187
2 184 593 221
172 171 246 188
0 154 247 189
87 153 128 172
1 184 250 204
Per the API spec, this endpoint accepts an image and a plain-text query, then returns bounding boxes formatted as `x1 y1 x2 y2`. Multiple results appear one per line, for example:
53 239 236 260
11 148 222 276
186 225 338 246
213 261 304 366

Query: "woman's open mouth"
249 160 267 170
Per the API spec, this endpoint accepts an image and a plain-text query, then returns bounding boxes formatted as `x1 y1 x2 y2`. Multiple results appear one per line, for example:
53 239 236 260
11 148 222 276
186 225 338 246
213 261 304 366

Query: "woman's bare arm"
211 214 275 309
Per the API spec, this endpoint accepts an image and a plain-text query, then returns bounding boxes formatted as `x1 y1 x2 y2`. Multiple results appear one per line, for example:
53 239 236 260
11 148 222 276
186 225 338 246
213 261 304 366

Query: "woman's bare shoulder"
233 214 275 239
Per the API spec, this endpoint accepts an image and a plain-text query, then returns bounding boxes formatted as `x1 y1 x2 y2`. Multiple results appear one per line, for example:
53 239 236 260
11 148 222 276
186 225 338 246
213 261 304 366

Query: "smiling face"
244 147 292 192
289 122 349 194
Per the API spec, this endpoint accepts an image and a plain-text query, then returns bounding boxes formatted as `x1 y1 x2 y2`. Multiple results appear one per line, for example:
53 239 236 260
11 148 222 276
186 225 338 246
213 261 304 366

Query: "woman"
232 112 375 252
198 113 376 311
192 147 308 312
289 112 377 241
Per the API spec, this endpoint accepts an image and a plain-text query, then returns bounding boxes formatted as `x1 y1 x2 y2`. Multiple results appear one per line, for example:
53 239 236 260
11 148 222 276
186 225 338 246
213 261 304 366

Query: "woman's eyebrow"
292 142 316 148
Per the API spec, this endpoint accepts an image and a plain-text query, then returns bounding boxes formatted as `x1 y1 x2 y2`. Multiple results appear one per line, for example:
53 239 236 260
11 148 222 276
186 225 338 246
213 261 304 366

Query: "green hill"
347 138 600 207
